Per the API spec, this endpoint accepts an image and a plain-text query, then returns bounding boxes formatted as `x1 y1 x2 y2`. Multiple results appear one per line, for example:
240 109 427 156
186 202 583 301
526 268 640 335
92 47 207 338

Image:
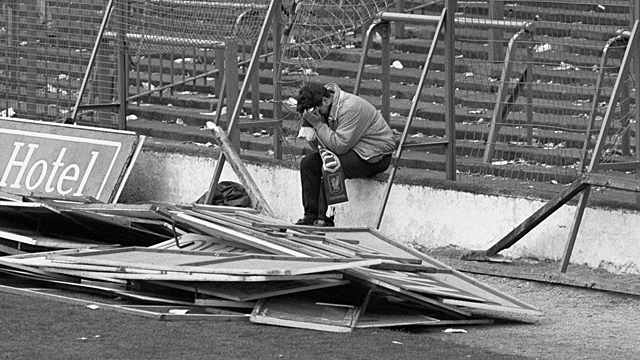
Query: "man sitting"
294 82 396 227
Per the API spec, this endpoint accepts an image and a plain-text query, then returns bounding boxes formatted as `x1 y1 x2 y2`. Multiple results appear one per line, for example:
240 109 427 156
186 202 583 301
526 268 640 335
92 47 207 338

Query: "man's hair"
294 83 332 114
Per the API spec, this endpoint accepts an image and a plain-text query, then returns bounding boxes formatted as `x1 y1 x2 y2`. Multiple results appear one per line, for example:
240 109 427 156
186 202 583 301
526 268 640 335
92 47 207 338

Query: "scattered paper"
444 328 467 334
0 108 16 117
168 309 189 315
534 43 551 53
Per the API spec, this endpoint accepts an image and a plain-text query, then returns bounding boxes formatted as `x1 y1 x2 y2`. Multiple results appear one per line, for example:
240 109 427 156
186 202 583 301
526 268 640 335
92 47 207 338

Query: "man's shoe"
295 216 317 226
313 219 335 227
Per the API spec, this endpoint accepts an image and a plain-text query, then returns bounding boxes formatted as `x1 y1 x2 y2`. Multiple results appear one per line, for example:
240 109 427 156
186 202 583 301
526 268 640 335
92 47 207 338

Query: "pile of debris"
0 198 541 332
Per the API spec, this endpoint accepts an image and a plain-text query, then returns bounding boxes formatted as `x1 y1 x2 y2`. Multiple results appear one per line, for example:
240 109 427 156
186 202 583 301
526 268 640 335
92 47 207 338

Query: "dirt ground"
429 274 640 360
2 265 639 360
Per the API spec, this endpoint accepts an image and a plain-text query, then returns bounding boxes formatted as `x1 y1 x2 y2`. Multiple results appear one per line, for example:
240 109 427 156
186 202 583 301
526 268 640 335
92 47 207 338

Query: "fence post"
444 0 457 180
394 0 405 39
488 0 504 64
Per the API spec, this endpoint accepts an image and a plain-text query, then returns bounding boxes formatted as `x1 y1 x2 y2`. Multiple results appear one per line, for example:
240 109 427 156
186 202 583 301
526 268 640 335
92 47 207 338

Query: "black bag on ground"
195 181 251 207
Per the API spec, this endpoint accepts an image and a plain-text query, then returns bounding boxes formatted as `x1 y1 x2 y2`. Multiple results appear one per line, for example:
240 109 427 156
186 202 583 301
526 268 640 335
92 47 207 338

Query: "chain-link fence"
2 0 638 206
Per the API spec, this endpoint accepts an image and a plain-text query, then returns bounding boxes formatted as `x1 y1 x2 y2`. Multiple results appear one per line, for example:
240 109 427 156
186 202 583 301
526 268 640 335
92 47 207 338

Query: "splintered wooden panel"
0 202 167 247
356 308 440 328
0 228 110 249
159 279 351 301
321 228 424 261
49 247 238 267
50 247 381 275
61 203 169 220
250 297 362 333
150 234 268 254
356 268 489 303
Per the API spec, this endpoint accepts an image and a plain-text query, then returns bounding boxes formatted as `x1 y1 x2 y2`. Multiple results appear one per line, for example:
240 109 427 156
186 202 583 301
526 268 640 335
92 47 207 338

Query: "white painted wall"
121 147 640 275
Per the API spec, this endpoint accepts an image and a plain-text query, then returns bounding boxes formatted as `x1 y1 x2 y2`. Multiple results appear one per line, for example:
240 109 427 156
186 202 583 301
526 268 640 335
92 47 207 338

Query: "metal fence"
1 0 639 206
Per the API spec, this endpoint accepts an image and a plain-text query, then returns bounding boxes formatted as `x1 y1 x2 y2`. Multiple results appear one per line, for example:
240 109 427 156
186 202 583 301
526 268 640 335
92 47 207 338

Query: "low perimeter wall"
120 142 640 275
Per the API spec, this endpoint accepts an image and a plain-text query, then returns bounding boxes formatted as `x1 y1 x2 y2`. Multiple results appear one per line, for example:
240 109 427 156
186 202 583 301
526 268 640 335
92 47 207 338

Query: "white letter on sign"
0 142 39 189
45 148 68 192
58 164 80 195
25 160 48 190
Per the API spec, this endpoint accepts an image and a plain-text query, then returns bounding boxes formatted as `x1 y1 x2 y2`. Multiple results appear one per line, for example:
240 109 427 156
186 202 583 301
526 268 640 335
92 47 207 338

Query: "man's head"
295 83 334 116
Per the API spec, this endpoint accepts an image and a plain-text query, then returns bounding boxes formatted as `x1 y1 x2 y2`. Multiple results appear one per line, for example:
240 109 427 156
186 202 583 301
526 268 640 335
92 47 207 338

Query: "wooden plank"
324 228 425 260
0 228 109 249
51 247 382 276
484 177 588 256
114 305 250 322
346 269 471 318
560 185 591 273
160 279 350 302
0 242 26 255
207 123 275 216
37 267 345 282
355 307 441 328
356 268 489 303
173 212 308 256
192 203 259 214
149 234 263 253
369 262 450 273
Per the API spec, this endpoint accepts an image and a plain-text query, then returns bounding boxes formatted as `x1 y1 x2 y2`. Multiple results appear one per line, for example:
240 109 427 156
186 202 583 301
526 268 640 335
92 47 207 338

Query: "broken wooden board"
49 247 382 276
112 305 250 321
0 228 110 250
0 117 142 203
33 266 345 282
173 212 309 256
154 279 351 302
150 234 269 254
0 201 170 247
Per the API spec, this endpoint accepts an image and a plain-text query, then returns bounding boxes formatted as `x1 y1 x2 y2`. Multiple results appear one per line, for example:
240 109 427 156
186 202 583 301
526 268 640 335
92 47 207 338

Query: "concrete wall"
121 145 640 275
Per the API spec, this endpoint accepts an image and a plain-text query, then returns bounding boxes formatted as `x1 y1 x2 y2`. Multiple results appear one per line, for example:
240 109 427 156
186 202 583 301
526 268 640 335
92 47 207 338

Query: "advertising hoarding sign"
0 117 140 202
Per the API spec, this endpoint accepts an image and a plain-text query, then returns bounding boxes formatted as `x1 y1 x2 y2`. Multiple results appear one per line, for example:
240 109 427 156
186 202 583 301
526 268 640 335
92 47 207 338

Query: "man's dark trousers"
299 149 391 221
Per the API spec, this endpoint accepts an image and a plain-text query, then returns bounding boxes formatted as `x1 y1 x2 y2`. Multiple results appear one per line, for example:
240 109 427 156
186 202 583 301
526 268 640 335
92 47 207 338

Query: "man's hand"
302 108 324 128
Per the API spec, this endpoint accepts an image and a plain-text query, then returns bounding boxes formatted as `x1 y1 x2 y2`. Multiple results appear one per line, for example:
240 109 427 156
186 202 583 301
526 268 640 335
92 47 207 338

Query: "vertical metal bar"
488 0 504 62
483 30 523 163
374 9 446 229
170 52 175 96
444 0 457 180
116 0 128 130
559 185 590 273
203 49 208 86
225 41 240 150
380 23 391 122
205 0 280 205
71 0 115 121
273 7 283 121
394 0 405 39
579 39 611 170
525 35 533 145
193 47 198 87
620 70 631 156
354 21 381 96
635 3 640 206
